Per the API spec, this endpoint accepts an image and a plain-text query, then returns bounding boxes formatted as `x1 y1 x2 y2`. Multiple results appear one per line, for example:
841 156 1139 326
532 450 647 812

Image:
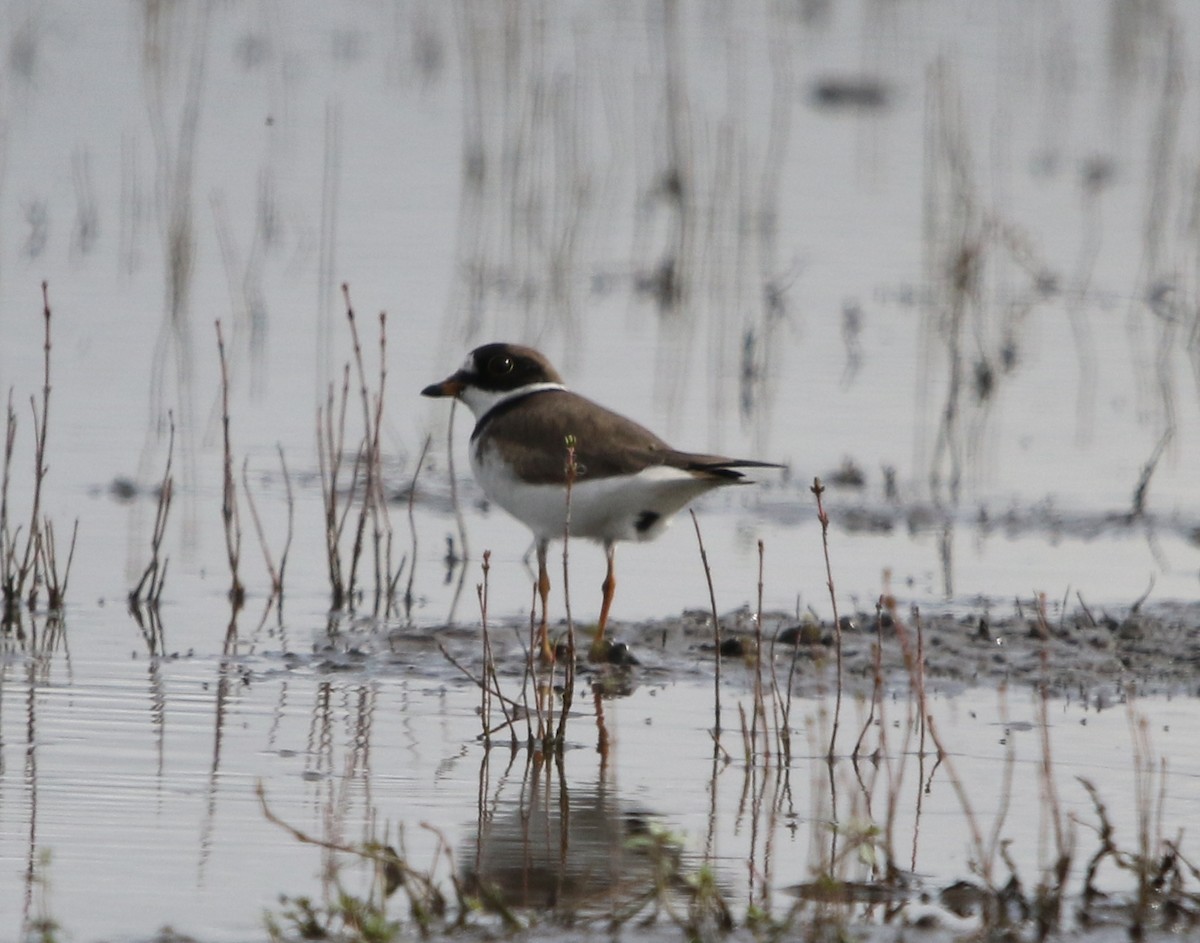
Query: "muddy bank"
357 599 1200 700
569 600 1200 699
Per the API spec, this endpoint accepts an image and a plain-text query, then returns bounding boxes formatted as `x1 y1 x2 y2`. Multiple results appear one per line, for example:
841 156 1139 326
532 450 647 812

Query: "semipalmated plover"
422 343 780 660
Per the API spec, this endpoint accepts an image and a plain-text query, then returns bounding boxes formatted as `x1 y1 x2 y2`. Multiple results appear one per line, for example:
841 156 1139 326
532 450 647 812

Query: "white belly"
471 446 723 544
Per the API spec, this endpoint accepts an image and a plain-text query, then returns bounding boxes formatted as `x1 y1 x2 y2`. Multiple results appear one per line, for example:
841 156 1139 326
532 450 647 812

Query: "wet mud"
306 596 1200 702
516 600 1200 700
427 599 1200 695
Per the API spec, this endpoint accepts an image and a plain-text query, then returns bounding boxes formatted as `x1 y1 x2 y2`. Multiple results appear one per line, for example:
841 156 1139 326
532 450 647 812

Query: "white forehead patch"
461 352 476 372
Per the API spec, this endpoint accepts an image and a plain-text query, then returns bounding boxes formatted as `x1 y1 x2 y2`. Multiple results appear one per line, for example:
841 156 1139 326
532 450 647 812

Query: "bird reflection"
461 752 684 915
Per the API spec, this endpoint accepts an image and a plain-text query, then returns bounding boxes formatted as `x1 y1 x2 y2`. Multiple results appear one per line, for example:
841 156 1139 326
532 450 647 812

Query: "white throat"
460 381 566 420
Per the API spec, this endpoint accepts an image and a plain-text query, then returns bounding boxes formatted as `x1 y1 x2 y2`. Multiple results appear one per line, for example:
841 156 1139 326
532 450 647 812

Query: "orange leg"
535 539 553 662
592 541 616 658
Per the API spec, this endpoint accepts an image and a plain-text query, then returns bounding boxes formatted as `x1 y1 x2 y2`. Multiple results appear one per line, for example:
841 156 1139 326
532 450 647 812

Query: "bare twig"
811 478 843 761
19 283 54 609
130 413 176 607
478 550 493 746
751 539 768 762
39 518 78 610
1 391 16 623
447 398 468 566
553 437 578 751
403 435 431 619
1130 428 1171 518
275 445 295 594
215 320 244 609
690 509 722 738
241 457 279 597
317 366 353 608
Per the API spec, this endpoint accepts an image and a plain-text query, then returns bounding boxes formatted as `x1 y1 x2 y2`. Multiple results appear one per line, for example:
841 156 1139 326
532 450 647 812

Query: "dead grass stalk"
214 320 245 610
129 412 175 609
2 284 77 625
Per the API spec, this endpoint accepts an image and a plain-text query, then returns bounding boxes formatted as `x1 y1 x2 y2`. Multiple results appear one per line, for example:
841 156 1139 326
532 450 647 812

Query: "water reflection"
462 748 709 919
0 612 68 931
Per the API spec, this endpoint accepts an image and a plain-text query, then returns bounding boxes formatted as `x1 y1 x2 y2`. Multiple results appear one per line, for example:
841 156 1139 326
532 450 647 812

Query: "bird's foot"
588 635 637 666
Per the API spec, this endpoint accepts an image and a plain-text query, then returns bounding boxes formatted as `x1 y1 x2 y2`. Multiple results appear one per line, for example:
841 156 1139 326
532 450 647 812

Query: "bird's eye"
488 355 514 376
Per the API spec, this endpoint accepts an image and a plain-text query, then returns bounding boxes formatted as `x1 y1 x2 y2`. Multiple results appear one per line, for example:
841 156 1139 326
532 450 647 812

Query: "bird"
422 342 780 661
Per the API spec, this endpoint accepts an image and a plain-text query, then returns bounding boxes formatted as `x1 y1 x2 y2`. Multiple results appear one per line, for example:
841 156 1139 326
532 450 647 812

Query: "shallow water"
4 613 1199 940
1 1 1200 940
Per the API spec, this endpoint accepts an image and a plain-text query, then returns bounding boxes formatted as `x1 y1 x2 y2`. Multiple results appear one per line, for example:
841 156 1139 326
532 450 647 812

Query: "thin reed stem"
811 478 842 761
447 398 468 566
275 445 294 597
1 392 15 623
43 517 78 610
553 437 578 750
242 457 279 595
316 371 349 607
690 509 722 738
342 287 376 609
751 539 768 763
478 551 492 747
403 435 431 619
131 413 176 608
215 320 244 610
18 283 54 608
852 598 886 760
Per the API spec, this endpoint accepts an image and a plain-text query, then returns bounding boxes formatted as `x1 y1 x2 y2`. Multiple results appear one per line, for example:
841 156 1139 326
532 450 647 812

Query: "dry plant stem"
1131 428 1170 518
751 540 767 763
853 599 886 760
39 517 78 609
518 588 539 745
914 608 992 887
131 413 176 606
1078 778 1119 908
553 439 578 751
368 312 393 614
342 290 393 614
403 435 431 619
214 320 244 608
477 551 493 746
437 639 524 719
768 627 798 765
916 608 927 755
342 288 369 600
690 509 722 737
318 365 359 609
440 401 469 625
811 478 843 761
982 686 1016 877
523 588 547 741
924 715 989 879
2 284 58 617
1 393 16 620
446 398 468 566
892 603 929 763
877 633 916 882
473 563 521 746
1127 698 1162 933
738 703 752 767
17 284 54 610
1033 593 1072 906
275 445 294 594
256 782 448 913
241 457 279 594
